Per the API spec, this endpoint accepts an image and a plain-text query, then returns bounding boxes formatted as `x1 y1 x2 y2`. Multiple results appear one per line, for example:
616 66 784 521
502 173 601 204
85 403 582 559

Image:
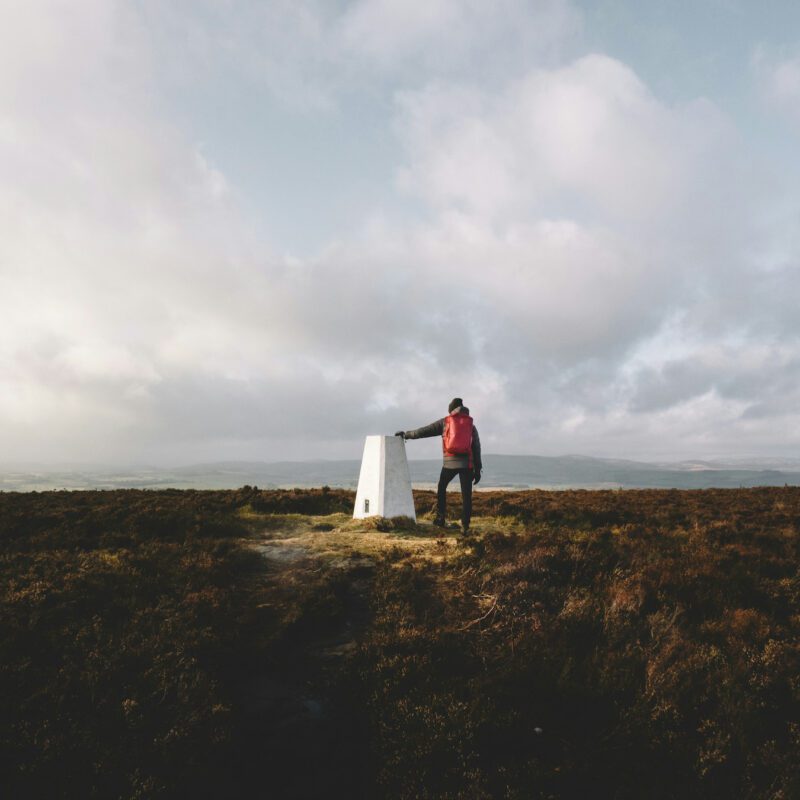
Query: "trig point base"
353 435 416 521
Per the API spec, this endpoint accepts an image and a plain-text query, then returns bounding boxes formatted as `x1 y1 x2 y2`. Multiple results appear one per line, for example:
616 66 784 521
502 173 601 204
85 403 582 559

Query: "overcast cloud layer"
2 0 800 465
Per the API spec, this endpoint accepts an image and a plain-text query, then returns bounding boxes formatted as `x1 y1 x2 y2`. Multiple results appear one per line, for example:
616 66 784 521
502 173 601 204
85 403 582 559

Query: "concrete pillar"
353 435 416 521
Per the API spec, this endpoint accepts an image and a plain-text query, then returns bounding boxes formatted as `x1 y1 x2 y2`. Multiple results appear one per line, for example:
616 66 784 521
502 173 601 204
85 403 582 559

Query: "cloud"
753 46 800 123
395 55 743 227
137 0 582 110
388 55 758 362
0 2 271 458
338 0 581 75
260 51 793 459
2 2 800 464
628 343 800 414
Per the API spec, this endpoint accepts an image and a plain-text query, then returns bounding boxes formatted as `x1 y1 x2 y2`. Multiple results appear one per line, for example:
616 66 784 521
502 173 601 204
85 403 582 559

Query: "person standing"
396 397 482 534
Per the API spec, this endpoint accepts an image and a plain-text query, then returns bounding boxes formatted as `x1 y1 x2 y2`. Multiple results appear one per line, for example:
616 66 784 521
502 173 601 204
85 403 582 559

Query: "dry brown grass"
3 487 800 799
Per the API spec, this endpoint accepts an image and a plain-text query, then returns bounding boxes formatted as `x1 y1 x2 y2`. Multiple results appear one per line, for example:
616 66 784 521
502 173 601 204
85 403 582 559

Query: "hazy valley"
4 454 800 492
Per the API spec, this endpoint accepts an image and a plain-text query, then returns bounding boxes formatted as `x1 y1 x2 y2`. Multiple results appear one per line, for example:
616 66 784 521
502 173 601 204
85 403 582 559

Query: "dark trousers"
437 467 473 527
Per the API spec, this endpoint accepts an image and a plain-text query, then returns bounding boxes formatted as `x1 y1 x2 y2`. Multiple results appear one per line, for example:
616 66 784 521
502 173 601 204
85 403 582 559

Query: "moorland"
2 486 799 799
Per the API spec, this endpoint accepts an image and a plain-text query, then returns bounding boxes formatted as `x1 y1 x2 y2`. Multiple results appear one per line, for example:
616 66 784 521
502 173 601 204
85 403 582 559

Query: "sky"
2 0 800 465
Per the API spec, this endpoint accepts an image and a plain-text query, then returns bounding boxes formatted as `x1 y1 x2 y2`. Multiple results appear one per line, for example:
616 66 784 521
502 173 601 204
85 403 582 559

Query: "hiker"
395 397 482 534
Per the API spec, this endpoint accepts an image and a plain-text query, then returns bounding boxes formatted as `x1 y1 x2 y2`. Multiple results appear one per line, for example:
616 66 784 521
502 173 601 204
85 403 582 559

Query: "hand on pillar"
394 431 406 438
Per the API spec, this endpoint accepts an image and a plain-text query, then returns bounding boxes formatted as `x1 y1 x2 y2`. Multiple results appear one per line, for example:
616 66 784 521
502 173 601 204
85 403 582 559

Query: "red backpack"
443 411 474 456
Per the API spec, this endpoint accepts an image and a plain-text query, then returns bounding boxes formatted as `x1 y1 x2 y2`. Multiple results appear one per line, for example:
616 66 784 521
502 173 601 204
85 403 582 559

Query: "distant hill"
3 454 800 491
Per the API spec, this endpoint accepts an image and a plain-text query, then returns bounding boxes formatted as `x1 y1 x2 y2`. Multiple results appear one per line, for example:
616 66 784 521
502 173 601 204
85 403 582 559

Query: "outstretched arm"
399 418 445 440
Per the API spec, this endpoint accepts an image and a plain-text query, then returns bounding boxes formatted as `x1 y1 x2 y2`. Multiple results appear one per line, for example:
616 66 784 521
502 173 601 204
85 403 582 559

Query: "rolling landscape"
4 454 800 492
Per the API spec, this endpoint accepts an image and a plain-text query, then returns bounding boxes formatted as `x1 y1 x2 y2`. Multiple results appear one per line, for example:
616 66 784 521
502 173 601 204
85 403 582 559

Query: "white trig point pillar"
353 435 416 521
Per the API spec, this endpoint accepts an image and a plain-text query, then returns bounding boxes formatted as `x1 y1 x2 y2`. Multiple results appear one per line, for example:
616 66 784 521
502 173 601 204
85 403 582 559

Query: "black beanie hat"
448 397 463 413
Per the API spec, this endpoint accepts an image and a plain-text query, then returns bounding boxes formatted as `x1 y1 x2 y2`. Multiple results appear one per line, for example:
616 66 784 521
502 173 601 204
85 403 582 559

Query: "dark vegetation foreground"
2 487 800 799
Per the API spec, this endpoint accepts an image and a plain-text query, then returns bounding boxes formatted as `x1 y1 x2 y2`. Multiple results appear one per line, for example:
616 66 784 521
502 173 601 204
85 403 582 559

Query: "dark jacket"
404 406 482 471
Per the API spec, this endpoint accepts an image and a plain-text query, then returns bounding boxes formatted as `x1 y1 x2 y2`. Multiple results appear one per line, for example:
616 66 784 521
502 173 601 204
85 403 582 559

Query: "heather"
2 487 799 798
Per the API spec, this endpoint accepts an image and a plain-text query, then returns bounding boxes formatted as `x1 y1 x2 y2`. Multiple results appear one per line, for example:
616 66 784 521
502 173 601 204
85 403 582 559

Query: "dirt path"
227 511 464 797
